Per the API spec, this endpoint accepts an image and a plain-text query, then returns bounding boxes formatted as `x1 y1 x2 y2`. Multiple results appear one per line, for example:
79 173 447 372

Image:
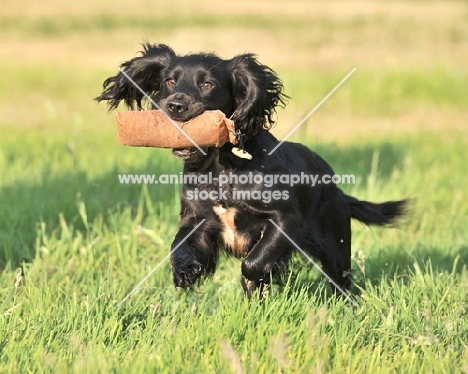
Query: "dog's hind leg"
316 196 353 295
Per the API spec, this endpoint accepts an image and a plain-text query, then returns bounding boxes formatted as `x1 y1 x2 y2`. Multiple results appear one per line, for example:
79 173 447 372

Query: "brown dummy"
115 110 237 148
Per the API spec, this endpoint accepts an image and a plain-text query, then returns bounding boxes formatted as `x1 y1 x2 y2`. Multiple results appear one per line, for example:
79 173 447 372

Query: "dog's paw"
171 253 203 288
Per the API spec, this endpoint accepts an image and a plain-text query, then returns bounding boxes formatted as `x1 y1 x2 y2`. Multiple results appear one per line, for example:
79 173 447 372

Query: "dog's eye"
201 82 214 90
166 78 176 87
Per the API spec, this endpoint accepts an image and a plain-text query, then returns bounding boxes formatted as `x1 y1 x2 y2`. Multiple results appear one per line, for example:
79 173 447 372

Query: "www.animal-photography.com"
1 1 467 372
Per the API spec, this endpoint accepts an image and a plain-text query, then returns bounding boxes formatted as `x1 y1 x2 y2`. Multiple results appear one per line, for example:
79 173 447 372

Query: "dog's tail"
344 194 408 226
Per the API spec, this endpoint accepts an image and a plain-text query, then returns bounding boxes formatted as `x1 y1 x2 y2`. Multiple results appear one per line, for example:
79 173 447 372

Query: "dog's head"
95 43 287 158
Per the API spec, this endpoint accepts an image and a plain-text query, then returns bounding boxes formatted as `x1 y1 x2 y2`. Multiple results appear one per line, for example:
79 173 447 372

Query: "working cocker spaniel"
96 43 406 299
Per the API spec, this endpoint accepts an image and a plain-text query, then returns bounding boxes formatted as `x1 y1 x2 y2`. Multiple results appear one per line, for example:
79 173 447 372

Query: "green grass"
1 0 468 372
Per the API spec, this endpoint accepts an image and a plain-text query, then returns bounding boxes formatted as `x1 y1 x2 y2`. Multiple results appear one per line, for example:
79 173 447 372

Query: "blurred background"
3 0 467 137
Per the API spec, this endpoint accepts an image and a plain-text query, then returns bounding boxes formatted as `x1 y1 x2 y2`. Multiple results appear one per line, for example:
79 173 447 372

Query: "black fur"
96 43 407 299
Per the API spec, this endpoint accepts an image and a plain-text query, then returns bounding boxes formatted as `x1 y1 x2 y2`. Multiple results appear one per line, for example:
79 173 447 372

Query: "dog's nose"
166 100 188 114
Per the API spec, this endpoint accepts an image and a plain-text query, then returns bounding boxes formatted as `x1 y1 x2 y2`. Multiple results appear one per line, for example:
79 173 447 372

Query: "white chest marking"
212 205 249 257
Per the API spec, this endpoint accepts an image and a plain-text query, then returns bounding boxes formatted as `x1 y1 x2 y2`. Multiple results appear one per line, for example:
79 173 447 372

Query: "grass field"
1 0 468 372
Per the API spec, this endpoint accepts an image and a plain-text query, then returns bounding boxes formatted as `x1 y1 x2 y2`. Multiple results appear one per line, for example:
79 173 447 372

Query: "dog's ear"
95 43 176 110
227 54 287 137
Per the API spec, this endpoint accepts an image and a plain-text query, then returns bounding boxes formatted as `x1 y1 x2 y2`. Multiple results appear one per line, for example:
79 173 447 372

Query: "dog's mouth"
170 110 205 160
172 147 196 159
165 104 209 160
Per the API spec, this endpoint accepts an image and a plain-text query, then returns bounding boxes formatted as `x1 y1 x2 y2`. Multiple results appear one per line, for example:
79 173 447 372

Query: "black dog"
96 43 406 298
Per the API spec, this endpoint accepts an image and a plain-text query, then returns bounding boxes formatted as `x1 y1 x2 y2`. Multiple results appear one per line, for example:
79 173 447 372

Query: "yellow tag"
231 147 253 160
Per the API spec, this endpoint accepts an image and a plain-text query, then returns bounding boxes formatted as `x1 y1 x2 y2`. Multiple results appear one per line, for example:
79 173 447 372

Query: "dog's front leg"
171 215 220 288
240 277 270 299
240 216 296 298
